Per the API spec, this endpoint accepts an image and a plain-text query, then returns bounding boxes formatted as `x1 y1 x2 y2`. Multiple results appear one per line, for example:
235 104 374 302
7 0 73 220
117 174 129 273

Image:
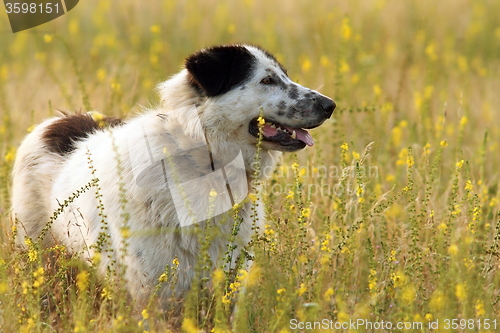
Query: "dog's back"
11 114 122 248
12 117 67 248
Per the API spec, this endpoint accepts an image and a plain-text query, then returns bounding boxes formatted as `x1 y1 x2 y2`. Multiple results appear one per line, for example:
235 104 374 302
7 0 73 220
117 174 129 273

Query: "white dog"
11 44 334 307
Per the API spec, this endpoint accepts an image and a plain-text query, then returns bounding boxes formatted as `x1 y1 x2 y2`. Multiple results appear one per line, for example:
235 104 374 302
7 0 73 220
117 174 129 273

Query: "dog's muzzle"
249 93 336 152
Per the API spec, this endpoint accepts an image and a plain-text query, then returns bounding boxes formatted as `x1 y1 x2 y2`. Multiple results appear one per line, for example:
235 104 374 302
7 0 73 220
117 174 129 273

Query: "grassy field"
1 0 500 331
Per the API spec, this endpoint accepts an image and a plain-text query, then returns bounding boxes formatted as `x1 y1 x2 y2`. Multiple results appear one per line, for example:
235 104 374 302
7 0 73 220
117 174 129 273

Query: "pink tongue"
293 128 314 146
262 123 314 147
262 124 278 137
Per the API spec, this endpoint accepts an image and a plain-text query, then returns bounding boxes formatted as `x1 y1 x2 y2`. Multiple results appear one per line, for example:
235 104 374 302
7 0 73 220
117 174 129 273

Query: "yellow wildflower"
425 42 437 60
101 287 112 300
264 224 275 236
391 126 402 147
298 167 307 177
324 287 334 300
96 68 106 82
297 283 307 296
339 59 350 73
475 300 485 317
110 82 121 91
227 23 236 34
401 285 416 303
459 116 468 128
368 269 377 292
320 55 330 68
406 153 415 168
0 282 7 294
150 25 161 34
429 290 445 311
455 283 467 302
448 244 458 256
22 281 29 295
301 57 311 73
121 226 131 238
247 264 261 287
74 320 85 332
423 143 431 155
92 252 101 265
248 193 257 202
76 270 89 292
33 267 44 288
4 146 16 163
341 18 352 40
182 318 199 333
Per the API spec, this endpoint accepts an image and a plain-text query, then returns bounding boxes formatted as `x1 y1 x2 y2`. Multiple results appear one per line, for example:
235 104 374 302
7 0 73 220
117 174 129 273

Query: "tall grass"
1 0 500 331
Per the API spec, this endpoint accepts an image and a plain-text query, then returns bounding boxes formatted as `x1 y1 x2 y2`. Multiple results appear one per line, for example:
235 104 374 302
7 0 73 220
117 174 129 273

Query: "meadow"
1 0 500 331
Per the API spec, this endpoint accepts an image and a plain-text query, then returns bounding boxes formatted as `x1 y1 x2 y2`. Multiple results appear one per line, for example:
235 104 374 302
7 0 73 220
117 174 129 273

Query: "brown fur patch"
42 114 124 155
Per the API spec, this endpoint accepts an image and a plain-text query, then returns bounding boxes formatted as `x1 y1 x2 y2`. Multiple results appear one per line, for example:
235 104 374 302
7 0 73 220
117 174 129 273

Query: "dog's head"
184 44 335 152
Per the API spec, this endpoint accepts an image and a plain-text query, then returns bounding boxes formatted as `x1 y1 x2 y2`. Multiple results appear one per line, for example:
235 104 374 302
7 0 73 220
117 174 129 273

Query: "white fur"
11 45 331 307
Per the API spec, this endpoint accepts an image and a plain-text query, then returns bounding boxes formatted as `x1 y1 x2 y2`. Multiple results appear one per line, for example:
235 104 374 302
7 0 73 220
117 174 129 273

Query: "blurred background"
1 0 500 330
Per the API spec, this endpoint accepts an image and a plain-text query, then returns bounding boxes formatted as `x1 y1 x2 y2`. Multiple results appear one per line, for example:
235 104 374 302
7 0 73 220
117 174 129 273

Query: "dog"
11 44 335 307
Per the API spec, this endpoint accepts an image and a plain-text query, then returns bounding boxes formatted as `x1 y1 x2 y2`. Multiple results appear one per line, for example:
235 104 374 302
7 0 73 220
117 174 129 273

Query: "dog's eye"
260 77 274 85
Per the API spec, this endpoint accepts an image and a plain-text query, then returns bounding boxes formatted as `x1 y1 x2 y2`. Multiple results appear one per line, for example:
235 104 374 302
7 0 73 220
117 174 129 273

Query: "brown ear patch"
42 113 124 155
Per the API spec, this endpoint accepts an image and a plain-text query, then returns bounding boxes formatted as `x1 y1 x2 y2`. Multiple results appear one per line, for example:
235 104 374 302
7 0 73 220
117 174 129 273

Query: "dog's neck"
156 69 282 183
157 70 205 111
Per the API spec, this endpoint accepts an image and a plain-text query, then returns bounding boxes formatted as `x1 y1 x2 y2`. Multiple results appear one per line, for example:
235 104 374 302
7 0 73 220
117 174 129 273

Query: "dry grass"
1 0 500 331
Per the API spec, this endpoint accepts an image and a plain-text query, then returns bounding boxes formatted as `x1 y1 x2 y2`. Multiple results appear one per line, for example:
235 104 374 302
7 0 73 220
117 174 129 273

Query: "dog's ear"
185 45 256 97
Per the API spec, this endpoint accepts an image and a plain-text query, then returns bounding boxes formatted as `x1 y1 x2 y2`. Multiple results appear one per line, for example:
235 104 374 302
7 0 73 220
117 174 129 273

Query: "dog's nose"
319 96 336 118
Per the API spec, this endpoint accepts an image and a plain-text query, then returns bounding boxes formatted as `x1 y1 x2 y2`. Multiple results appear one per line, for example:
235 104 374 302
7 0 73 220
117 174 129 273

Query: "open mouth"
248 118 315 149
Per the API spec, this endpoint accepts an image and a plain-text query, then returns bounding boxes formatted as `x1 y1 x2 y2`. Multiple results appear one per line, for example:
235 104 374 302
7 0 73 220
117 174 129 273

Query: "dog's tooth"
270 124 276 128
291 130 297 139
